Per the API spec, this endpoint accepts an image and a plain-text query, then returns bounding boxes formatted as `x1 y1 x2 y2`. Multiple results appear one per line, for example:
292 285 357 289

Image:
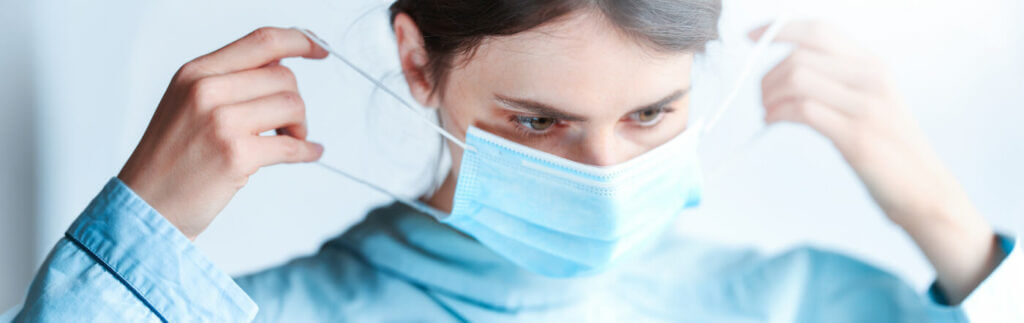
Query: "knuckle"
201 111 254 175
271 65 297 84
207 107 235 134
221 139 253 174
790 98 806 112
218 136 239 155
282 140 303 159
228 176 250 191
226 153 249 175
786 66 809 88
178 61 204 79
794 99 816 119
279 91 304 108
251 27 283 50
189 77 222 108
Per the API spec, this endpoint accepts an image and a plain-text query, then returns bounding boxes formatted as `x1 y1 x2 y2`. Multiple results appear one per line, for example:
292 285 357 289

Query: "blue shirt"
4 178 1021 322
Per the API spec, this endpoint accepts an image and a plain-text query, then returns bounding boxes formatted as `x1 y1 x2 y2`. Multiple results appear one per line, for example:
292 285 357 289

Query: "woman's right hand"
118 27 328 240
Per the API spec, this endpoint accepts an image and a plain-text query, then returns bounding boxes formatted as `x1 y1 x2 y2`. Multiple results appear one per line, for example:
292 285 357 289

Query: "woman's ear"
393 13 440 108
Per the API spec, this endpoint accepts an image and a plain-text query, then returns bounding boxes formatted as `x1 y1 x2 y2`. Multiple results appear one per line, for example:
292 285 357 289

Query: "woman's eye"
516 116 558 132
629 108 666 126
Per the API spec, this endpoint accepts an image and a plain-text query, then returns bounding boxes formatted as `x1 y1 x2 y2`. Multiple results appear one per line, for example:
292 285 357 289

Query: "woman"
9 0 1018 322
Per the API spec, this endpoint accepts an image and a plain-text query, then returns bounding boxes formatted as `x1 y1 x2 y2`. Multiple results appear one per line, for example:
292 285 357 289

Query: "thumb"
256 136 324 166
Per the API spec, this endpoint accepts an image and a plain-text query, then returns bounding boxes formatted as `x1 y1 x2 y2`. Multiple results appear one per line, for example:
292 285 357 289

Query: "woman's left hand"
752 20 1003 304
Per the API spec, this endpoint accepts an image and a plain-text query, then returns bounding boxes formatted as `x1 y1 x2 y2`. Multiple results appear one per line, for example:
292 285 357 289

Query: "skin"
119 11 1002 306
118 28 328 239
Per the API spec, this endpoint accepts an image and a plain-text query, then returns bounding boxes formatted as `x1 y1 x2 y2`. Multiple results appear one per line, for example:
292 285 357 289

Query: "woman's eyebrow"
494 87 690 121
628 88 691 114
494 95 588 122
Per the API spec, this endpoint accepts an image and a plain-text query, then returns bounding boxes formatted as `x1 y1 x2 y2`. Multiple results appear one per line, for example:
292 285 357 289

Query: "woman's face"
395 10 694 185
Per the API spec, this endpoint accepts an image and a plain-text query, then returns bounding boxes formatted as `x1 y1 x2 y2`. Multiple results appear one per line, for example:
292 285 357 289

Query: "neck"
421 172 476 241
423 172 458 214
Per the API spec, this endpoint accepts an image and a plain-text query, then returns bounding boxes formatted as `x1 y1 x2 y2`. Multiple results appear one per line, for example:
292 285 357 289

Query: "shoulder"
232 202 464 322
638 235 905 285
627 237 934 321
742 245 931 321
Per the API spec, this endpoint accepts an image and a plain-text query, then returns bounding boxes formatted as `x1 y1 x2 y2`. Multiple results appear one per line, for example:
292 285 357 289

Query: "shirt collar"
331 202 607 312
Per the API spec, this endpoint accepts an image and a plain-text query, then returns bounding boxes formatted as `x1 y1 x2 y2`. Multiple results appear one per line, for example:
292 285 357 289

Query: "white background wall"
0 0 37 312
1 0 1021 311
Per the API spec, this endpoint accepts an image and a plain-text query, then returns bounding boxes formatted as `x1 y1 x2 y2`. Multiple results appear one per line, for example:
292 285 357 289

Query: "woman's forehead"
451 11 694 118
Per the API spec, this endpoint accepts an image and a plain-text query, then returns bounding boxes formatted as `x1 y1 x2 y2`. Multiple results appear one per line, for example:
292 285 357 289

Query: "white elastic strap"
294 27 472 152
313 161 410 203
699 16 790 179
705 125 770 179
701 16 791 137
314 161 447 220
296 27 456 218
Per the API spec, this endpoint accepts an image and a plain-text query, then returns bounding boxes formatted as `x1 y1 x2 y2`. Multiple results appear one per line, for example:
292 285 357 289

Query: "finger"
772 49 884 92
190 27 328 77
761 60 867 115
749 20 868 58
222 91 308 139
191 64 299 108
765 97 851 140
250 136 324 166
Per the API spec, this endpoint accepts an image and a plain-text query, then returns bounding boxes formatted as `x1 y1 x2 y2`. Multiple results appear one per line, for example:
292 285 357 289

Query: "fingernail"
312 142 324 154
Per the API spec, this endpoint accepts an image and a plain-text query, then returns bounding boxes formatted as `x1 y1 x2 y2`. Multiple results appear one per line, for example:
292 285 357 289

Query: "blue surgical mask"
323 116 706 277
297 17 788 277
435 124 704 277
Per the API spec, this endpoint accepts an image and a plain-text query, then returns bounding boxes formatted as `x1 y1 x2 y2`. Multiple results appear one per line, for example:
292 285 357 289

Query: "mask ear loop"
293 27 465 220
294 28 474 152
700 16 790 137
698 16 790 178
315 161 451 220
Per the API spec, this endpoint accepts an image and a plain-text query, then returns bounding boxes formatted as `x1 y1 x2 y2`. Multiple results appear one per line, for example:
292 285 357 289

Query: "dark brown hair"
389 0 722 97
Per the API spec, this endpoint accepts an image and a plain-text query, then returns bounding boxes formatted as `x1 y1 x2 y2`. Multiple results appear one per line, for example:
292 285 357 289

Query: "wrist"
116 171 200 241
890 180 982 235
896 196 999 304
894 191 990 246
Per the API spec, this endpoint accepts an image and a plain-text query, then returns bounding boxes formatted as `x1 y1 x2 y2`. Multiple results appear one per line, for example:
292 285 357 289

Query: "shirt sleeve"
926 233 1022 322
11 177 258 322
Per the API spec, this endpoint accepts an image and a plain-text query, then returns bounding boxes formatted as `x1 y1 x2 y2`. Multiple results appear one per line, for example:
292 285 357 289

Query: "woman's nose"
573 129 632 167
